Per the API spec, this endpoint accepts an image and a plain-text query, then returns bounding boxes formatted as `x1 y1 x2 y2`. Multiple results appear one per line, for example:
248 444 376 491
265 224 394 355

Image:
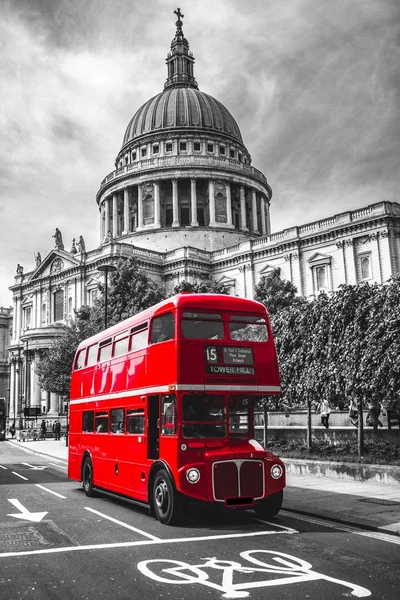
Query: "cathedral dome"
122 87 243 145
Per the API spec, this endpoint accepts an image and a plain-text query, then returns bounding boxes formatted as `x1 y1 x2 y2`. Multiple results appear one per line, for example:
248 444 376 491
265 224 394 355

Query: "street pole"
307 399 312 449
97 264 117 329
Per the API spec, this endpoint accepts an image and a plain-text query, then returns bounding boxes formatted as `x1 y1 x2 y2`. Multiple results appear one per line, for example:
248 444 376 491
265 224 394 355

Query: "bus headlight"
270 464 283 479
186 468 200 484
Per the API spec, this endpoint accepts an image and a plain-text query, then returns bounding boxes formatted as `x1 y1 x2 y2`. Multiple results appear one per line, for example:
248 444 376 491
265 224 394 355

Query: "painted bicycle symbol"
138 550 371 598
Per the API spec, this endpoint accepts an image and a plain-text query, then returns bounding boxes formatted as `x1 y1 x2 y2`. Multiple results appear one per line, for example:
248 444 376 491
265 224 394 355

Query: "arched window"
53 290 64 322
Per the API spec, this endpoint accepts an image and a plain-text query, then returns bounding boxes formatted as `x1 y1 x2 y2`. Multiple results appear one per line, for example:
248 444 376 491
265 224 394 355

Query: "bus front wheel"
82 456 95 497
254 490 283 520
153 469 180 525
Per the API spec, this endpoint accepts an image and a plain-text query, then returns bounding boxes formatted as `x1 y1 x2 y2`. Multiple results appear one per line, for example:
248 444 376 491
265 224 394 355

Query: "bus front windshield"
181 394 254 439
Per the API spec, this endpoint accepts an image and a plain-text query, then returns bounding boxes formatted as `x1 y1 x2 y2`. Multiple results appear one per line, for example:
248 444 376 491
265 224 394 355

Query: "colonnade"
99 177 271 241
8 354 63 425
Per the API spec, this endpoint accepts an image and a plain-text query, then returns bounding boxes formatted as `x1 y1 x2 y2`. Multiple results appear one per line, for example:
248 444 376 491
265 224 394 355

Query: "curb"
282 458 400 487
282 506 400 538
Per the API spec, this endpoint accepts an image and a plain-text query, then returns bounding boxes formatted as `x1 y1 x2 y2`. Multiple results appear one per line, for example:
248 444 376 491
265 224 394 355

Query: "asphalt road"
1 441 399 599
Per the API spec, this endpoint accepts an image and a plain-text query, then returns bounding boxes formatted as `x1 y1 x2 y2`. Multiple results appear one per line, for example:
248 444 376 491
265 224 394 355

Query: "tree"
254 268 305 315
174 278 229 294
35 305 104 396
36 258 166 395
104 257 166 325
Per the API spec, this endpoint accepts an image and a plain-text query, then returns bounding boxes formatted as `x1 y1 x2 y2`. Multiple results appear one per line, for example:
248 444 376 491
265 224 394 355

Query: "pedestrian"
348 399 358 427
318 399 331 429
10 422 15 439
55 420 61 440
40 419 47 440
366 401 383 428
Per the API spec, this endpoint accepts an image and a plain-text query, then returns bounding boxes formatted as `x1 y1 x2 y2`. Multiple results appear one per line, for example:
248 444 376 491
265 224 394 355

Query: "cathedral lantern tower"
96 9 272 252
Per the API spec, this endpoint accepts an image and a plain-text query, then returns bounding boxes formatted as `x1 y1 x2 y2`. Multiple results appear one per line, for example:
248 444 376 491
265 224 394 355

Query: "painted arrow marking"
7 499 48 522
21 463 48 470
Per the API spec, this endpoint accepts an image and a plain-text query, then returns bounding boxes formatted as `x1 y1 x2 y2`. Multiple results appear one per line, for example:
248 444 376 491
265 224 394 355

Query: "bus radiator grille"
213 460 264 501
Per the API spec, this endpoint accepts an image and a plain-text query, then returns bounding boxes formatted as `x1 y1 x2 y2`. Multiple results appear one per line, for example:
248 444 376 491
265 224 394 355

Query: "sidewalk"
7 437 400 537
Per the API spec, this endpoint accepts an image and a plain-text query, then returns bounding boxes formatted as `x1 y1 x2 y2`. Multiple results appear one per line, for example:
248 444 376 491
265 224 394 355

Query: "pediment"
29 250 82 281
307 252 331 265
259 263 279 275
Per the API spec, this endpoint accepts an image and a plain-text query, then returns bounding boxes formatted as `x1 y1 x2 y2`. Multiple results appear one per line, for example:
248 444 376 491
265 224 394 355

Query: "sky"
1 0 399 307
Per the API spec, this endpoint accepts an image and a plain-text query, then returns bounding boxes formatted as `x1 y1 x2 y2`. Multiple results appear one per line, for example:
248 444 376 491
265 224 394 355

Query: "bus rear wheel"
254 490 283 520
153 469 180 525
82 456 95 497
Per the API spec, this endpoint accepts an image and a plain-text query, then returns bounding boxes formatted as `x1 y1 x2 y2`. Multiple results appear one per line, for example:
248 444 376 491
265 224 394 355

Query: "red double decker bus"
68 293 285 524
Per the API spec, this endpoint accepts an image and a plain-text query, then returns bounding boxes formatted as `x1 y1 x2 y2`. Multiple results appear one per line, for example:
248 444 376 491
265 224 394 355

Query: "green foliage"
35 305 104 397
106 257 166 325
266 437 400 465
271 276 400 411
174 278 229 294
255 268 306 315
36 258 166 395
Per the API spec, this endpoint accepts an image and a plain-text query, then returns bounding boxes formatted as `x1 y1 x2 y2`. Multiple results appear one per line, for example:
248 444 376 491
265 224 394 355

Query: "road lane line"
281 511 400 545
35 484 66 499
11 472 28 480
0 464 7 469
84 507 160 540
0 528 295 559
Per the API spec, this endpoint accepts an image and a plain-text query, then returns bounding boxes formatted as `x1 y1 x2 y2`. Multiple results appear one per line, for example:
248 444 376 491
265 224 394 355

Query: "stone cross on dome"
174 7 184 33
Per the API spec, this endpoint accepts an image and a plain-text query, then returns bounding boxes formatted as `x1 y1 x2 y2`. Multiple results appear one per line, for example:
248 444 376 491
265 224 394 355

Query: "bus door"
147 395 159 460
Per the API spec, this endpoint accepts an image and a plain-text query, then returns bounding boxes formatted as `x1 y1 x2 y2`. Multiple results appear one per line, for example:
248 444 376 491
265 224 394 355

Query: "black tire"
254 490 283 520
82 456 95 497
152 468 180 525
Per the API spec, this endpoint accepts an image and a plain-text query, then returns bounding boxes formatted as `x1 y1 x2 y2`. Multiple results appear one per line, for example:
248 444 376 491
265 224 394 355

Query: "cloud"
0 0 399 304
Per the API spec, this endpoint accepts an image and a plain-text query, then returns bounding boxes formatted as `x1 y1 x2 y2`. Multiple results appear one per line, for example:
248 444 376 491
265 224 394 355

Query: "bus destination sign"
204 346 255 375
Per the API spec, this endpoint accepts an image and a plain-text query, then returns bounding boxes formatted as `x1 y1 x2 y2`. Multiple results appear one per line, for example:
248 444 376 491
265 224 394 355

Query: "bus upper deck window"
151 313 175 344
87 343 98 366
75 348 86 370
99 338 112 362
113 331 129 357
229 315 268 342
130 322 149 351
181 312 224 340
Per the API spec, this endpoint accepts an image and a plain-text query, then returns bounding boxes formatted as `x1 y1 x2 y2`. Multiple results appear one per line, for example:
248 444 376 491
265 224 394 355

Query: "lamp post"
97 264 117 329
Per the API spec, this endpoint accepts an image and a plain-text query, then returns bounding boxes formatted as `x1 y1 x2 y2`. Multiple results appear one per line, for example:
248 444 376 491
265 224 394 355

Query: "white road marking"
0 464 7 469
138 550 371 598
35 484 66 499
7 498 48 523
11 472 28 480
0 528 294 559
282 511 400 545
21 462 48 470
84 507 160 540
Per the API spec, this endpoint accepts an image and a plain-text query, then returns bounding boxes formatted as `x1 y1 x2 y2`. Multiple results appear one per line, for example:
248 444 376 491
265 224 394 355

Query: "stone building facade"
3 13 400 425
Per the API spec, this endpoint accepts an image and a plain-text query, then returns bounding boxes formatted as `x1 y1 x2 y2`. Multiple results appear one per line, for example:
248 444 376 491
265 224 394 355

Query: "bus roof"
76 293 268 351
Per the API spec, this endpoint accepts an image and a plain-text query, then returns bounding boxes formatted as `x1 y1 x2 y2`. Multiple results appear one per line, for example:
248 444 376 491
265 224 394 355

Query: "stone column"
137 184 143 229
251 189 259 233
112 193 118 237
154 180 161 227
190 178 199 226
9 363 16 422
240 186 248 230
34 352 42 407
122 188 130 234
209 179 216 226
226 182 233 226
266 198 271 234
260 197 267 235
48 392 58 416
104 197 110 240
172 179 179 227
